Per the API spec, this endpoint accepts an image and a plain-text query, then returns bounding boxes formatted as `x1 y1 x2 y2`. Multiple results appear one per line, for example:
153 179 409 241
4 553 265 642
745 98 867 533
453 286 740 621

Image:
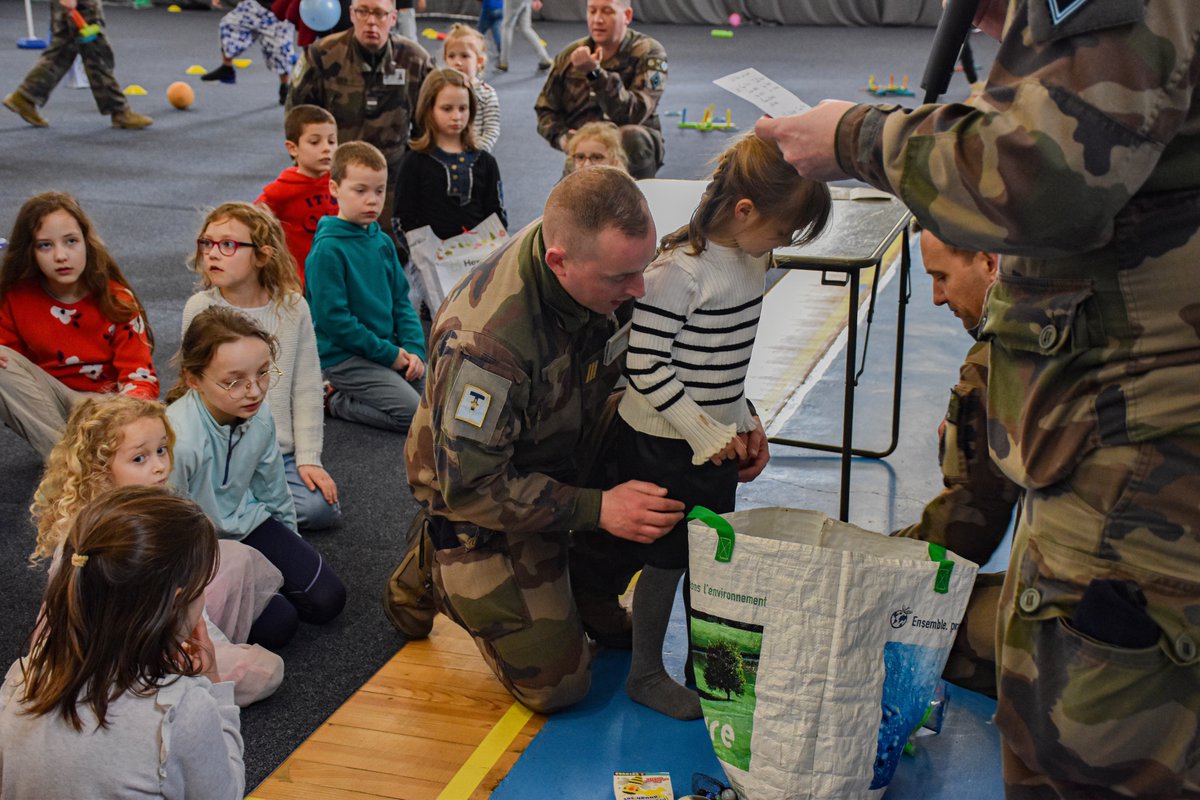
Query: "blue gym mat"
490 592 1002 800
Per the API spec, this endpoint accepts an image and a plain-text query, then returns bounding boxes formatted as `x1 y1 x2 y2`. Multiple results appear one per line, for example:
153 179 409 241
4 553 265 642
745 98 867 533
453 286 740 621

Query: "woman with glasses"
565 121 628 173
183 202 341 532
167 306 346 635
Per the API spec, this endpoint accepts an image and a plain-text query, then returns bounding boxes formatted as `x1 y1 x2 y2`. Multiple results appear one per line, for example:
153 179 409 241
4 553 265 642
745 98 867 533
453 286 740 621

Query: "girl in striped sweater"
617 133 831 719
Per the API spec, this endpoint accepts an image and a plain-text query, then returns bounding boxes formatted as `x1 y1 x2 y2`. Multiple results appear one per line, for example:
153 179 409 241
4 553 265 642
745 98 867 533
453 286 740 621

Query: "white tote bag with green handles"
686 506 978 800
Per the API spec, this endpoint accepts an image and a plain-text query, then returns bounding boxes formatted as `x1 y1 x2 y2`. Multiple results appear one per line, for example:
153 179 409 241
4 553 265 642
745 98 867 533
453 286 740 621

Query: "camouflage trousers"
15 0 127 116
995 438 1200 799
429 520 592 714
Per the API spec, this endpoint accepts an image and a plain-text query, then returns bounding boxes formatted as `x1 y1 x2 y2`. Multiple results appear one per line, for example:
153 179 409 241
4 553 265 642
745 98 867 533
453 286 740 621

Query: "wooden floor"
250 617 546 800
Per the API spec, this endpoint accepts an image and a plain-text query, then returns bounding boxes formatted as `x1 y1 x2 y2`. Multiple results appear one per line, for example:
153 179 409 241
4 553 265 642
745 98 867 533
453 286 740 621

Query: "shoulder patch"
443 358 512 443
1029 0 1142 44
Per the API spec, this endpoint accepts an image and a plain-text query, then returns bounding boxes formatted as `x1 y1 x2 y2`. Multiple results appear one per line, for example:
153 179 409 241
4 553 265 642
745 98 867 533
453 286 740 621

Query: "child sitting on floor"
29 395 286 705
257 104 339 288
307 141 427 433
0 486 244 799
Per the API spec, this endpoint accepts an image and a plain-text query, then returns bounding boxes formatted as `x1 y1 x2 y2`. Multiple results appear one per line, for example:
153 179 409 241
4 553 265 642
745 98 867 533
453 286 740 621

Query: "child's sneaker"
537 59 552 71
201 64 236 84
3 92 48 127
111 109 153 129
495 62 508 72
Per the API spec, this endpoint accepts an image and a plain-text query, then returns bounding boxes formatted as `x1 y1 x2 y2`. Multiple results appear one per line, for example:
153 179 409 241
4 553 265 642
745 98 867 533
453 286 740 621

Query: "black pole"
920 0 981 104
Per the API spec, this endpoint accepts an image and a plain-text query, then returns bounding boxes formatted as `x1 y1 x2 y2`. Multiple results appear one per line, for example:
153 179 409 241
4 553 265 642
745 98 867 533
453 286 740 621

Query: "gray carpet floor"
0 1 995 786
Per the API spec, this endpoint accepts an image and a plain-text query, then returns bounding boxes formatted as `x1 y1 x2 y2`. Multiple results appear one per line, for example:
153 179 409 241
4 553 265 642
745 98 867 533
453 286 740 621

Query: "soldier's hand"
737 418 770 483
600 480 684 544
755 101 856 182
569 45 600 73
58 0 78 10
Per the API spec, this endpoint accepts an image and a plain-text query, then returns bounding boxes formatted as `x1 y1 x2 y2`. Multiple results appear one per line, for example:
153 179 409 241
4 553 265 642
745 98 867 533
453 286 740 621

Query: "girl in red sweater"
0 191 157 460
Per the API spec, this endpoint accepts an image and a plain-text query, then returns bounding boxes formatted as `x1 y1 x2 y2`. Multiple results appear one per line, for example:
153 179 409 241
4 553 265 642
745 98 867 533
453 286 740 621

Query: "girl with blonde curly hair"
29 394 286 705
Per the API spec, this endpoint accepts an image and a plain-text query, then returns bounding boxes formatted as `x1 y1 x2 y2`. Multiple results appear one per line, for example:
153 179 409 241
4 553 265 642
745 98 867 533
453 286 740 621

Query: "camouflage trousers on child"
995 439 1200 799
15 0 127 115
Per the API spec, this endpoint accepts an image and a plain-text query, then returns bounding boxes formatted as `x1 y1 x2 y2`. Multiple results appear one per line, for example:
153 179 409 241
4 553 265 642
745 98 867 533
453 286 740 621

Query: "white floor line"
762 254 903 438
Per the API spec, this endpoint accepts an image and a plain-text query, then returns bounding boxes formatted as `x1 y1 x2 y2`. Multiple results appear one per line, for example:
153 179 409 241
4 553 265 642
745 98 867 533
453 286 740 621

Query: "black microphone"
920 0 981 104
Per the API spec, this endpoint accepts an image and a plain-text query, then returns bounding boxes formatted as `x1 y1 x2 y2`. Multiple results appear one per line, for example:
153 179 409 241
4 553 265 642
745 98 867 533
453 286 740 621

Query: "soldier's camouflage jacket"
288 30 431 171
835 0 1200 492
405 222 627 543
894 341 1019 565
534 29 667 150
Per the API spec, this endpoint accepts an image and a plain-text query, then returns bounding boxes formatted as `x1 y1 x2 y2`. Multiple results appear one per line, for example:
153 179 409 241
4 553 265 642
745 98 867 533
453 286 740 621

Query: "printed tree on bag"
704 639 747 700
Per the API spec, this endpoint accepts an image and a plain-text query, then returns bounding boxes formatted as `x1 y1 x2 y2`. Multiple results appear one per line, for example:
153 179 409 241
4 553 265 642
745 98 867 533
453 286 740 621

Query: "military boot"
3 92 48 127
111 109 153 129
384 513 438 639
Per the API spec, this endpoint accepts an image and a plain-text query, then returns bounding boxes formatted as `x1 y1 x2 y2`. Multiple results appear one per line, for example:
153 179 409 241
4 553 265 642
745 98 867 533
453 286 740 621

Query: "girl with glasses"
167 306 346 632
0 191 157 460
565 121 628 173
184 202 341 532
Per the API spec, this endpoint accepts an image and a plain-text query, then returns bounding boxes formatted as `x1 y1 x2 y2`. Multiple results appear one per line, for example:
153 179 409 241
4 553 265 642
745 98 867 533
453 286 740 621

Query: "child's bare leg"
626 565 701 720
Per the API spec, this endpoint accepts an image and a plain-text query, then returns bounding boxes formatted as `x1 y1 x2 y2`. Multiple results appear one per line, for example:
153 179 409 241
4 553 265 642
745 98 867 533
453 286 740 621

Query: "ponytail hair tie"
70 553 89 568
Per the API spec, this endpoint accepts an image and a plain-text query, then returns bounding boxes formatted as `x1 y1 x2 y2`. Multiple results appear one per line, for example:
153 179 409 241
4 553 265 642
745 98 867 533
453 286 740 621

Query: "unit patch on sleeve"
444 358 512 443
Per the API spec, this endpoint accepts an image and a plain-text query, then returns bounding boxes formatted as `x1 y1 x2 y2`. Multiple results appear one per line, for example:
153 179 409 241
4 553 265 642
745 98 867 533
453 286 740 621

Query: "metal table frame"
769 200 912 521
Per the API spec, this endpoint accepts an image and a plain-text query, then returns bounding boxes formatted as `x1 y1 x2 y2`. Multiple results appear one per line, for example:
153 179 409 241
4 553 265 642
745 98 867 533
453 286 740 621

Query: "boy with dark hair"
305 141 426 432
256 105 339 287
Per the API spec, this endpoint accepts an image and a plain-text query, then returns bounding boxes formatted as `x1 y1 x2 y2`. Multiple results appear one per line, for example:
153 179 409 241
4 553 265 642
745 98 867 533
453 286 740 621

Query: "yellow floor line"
436 700 535 800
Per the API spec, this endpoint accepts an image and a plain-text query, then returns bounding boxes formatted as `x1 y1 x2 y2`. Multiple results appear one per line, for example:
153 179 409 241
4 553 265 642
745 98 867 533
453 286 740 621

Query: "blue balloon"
299 0 340 32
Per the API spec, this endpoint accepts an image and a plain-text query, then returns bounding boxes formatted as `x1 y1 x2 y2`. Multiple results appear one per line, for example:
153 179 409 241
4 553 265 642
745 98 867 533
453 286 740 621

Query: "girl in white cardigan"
0 486 244 799
617 134 831 719
182 201 339 530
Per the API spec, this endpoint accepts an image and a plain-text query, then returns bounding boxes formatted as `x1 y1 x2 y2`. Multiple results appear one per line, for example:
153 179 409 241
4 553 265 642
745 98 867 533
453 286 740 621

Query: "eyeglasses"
197 238 257 257
203 365 284 400
572 152 611 164
351 6 392 21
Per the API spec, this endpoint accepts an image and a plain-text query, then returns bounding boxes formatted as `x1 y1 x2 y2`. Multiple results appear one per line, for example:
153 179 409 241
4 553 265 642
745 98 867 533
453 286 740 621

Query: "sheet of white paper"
713 68 811 118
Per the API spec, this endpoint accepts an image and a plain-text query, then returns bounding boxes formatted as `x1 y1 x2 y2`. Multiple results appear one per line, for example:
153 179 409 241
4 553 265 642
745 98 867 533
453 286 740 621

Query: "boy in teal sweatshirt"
306 142 427 432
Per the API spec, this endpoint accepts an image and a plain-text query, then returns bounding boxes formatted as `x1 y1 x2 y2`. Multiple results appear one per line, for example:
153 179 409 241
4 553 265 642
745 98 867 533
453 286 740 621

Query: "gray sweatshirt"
0 660 244 799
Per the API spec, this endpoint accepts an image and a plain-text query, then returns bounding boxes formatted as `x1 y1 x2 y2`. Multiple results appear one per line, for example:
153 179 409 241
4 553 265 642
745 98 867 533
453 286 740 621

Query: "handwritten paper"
713 68 811 118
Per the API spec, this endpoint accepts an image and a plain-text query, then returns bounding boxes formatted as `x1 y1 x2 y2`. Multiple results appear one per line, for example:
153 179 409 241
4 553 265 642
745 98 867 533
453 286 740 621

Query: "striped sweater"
618 243 765 464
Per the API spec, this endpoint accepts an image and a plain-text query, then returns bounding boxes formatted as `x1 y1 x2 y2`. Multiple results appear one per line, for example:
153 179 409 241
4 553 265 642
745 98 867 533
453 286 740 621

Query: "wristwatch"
586 67 602 82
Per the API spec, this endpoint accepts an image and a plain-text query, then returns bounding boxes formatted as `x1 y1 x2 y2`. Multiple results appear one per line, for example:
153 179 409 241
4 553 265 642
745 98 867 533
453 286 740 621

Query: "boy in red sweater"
257 105 339 288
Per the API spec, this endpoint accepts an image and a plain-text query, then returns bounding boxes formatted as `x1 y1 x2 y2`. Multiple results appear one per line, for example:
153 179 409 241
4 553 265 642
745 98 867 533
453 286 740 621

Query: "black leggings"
242 517 347 626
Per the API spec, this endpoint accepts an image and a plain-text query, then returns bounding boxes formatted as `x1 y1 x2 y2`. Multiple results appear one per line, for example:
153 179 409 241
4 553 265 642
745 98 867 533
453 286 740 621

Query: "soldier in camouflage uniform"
400 168 684 713
287 0 431 241
4 0 151 129
759 1 1200 796
534 0 667 179
894 224 1019 699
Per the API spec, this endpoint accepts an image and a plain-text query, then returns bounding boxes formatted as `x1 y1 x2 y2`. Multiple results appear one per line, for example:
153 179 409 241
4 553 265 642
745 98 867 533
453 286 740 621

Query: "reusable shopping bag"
406 213 508 310
687 506 978 799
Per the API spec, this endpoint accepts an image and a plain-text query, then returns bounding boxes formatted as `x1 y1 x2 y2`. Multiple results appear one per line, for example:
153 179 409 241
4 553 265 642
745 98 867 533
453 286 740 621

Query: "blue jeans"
283 452 341 531
478 5 503 51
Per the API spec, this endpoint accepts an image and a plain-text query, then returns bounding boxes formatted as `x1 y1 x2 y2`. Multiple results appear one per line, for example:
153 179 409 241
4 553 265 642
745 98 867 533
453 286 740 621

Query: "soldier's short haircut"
543 166 651 256
331 140 387 182
284 104 336 143
911 218 979 259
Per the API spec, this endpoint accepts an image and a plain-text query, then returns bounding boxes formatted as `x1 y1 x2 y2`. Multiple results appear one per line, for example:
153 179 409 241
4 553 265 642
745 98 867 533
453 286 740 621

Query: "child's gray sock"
625 565 702 720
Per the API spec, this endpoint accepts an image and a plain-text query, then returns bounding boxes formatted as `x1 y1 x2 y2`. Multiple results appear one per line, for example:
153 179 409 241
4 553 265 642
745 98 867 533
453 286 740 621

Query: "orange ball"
166 81 194 110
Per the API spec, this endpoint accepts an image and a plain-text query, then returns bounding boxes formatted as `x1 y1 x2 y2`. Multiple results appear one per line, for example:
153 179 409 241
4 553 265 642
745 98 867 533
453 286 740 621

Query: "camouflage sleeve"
834 1 1200 257
893 343 1020 565
285 44 324 111
592 39 666 127
422 332 602 535
534 57 571 149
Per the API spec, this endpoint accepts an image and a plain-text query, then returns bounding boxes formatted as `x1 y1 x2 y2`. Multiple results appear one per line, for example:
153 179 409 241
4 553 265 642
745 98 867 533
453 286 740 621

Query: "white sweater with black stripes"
617 242 766 464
